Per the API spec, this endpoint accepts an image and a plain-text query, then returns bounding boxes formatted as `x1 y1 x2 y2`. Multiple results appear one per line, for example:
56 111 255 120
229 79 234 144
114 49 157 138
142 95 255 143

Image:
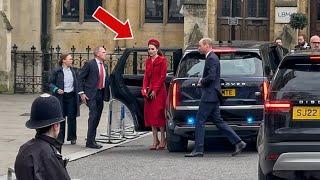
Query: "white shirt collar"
206 51 213 58
62 66 70 70
95 58 102 64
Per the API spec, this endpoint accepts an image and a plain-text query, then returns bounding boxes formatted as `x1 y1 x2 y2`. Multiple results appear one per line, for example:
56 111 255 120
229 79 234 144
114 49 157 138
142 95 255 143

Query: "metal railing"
11 45 122 94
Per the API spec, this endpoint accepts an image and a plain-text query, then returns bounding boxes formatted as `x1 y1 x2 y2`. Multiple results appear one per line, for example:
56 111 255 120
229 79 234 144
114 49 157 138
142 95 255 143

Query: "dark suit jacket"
48 66 80 117
78 59 110 101
200 51 223 103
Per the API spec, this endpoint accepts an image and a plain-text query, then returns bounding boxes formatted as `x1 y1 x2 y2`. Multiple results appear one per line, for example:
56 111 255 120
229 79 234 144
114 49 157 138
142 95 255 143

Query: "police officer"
14 94 71 180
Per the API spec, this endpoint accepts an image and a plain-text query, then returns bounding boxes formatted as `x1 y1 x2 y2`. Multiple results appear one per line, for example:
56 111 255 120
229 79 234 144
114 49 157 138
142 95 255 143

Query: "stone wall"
49 0 184 53
10 0 41 50
0 0 12 93
271 0 308 49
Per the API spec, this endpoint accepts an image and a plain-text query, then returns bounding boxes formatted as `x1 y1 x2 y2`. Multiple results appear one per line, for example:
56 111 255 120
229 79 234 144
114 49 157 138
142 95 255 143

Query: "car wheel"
166 128 188 152
258 164 281 180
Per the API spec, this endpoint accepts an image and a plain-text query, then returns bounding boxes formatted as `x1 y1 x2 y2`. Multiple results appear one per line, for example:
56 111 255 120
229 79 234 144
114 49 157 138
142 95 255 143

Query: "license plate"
221 89 236 97
292 106 320 120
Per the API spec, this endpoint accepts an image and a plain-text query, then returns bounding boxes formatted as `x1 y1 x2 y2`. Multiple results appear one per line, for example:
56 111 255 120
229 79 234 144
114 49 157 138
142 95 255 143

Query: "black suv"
257 51 320 179
165 41 276 152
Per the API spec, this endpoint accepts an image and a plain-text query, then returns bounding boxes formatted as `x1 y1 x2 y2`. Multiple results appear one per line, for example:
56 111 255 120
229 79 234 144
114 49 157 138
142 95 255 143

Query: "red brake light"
263 81 269 101
172 82 180 109
264 100 291 112
212 47 236 53
266 153 280 161
310 56 320 62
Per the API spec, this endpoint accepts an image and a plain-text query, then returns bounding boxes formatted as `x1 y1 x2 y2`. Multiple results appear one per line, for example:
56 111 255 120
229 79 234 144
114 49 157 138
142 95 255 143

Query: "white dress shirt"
63 67 74 93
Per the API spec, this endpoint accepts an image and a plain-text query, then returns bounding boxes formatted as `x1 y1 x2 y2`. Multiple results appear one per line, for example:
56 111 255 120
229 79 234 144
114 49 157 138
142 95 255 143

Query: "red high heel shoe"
149 140 160 150
157 141 167 150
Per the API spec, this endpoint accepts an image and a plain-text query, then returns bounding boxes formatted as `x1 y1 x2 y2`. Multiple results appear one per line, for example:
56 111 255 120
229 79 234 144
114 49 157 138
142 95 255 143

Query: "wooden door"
310 0 320 36
217 0 269 41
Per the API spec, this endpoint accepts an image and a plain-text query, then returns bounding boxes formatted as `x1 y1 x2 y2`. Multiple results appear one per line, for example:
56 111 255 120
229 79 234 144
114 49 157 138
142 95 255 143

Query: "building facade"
1 0 319 93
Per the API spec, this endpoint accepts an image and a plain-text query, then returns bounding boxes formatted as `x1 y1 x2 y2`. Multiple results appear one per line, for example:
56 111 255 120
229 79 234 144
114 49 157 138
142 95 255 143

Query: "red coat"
142 55 167 127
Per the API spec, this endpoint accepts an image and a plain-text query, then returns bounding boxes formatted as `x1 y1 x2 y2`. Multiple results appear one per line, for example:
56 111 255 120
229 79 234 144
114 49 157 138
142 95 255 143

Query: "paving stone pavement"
0 94 136 177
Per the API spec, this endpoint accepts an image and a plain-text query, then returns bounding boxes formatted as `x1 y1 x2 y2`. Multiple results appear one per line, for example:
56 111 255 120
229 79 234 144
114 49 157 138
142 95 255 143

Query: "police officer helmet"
26 93 65 129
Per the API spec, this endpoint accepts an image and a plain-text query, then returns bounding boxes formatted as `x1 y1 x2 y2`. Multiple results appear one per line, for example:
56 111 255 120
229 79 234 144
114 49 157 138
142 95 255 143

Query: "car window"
177 52 263 77
220 57 262 76
178 58 206 77
123 52 175 76
272 64 320 91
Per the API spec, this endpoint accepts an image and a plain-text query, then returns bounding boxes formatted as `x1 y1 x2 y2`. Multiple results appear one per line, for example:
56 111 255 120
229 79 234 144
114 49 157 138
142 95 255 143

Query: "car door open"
110 48 182 131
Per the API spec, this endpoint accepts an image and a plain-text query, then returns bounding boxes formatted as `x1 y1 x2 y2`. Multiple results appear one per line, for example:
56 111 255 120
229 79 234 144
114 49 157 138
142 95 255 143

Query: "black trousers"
194 101 241 153
86 89 104 144
57 92 77 143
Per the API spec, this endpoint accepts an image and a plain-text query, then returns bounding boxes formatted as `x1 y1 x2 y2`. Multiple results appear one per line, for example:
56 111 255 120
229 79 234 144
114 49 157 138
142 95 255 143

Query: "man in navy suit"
78 46 110 149
185 38 246 157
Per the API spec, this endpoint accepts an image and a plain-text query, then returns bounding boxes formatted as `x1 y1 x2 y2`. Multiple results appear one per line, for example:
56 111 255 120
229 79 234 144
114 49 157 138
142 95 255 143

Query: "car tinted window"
177 52 263 77
123 51 175 76
272 64 320 91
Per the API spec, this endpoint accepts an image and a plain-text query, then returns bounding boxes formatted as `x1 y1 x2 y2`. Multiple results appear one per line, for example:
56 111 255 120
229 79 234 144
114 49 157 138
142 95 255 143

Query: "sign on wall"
228 17 238 26
275 7 298 23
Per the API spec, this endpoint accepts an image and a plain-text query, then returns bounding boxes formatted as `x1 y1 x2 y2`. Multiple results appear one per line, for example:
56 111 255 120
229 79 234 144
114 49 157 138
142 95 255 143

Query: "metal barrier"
96 98 143 144
7 167 15 180
96 99 126 144
119 104 140 139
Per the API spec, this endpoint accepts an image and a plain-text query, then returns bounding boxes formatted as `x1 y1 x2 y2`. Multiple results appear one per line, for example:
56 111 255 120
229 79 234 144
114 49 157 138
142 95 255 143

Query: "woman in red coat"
141 39 167 150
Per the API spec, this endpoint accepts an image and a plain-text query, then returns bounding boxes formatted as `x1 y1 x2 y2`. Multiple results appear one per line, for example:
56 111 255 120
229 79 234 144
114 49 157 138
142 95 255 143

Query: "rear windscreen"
177 52 263 78
272 64 320 91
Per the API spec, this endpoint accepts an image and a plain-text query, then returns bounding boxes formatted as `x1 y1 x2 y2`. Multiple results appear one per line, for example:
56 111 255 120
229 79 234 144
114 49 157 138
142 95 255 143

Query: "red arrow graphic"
92 6 133 40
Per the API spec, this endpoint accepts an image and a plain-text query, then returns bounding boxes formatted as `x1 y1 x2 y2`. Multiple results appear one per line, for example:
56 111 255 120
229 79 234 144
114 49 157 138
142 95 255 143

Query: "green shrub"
290 12 308 30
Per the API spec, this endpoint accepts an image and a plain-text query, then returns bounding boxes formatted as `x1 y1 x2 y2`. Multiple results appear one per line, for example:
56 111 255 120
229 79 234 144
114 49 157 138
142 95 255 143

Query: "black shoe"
71 140 76 145
232 141 246 156
185 151 204 157
86 142 103 149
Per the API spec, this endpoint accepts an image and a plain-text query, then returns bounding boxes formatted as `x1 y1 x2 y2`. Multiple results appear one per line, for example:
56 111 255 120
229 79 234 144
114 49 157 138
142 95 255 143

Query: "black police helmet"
26 93 65 129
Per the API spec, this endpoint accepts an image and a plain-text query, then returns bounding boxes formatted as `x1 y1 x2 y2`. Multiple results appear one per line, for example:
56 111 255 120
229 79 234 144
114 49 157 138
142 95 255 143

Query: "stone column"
207 0 218 40
0 0 12 93
183 0 207 48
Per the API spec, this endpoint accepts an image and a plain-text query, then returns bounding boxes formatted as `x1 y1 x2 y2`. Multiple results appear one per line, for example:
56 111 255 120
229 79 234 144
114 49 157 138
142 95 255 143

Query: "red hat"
148 39 160 47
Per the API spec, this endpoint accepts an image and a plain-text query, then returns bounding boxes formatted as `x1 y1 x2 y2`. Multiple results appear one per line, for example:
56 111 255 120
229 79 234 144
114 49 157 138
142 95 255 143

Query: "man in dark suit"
78 46 110 149
185 38 246 157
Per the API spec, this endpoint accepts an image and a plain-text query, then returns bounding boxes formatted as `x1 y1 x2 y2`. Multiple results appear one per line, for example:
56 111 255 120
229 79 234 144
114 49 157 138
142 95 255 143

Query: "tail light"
172 82 180 109
310 56 320 62
264 100 291 112
266 153 280 161
262 80 269 101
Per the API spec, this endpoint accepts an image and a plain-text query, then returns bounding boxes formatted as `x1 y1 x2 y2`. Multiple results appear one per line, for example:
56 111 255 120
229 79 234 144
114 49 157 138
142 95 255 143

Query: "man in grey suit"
185 38 246 157
78 46 110 149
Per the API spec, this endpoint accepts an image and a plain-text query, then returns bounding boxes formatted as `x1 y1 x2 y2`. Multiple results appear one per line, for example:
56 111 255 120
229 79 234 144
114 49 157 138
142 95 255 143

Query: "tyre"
258 164 281 180
166 128 188 152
